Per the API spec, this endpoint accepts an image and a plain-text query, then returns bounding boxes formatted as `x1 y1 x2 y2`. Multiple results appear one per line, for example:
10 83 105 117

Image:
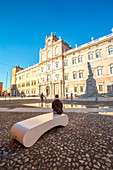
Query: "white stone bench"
11 113 68 147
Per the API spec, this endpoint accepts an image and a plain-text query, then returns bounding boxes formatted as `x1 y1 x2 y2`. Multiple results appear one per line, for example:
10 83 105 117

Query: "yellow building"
11 31 113 97
0 82 3 96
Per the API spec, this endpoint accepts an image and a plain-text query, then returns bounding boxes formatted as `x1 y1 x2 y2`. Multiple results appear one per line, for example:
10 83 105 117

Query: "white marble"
11 113 68 147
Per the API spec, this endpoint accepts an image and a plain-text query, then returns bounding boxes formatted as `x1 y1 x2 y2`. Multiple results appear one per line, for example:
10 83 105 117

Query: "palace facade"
11 31 113 97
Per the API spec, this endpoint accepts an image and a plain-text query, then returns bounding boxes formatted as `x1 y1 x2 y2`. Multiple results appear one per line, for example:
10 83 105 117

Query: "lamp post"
5 72 8 101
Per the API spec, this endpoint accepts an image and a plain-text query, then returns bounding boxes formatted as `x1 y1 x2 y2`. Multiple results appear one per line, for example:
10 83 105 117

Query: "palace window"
56 63 58 68
41 67 43 72
95 51 101 58
63 49 66 52
55 74 59 81
19 76 21 80
99 84 103 92
64 74 68 80
110 64 113 74
47 75 50 82
22 74 25 79
47 50 51 58
31 81 36 86
47 39 51 46
64 60 68 67
79 72 83 78
80 85 83 92
74 86 77 93
88 53 93 60
48 65 50 70
31 89 36 95
26 73 30 78
26 82 30 86
72 58 76 65
73 72 77 79
22 83 25 87
32 71 36 77
41 53 44 61
18 84 20 88
108 46 113 55
26 90 30 95
97 67 102 76
78 57 82 63
55 46 59 56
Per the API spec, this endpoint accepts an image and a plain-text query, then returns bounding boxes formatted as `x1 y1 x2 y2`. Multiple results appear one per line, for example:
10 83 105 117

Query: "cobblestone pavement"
0 111 113 170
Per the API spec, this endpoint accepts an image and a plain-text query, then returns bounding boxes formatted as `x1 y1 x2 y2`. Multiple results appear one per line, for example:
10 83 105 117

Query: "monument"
80 62 98 98
85 62 98 97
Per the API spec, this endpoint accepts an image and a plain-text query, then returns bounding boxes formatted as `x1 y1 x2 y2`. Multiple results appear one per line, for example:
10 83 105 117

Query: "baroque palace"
11 30 113 97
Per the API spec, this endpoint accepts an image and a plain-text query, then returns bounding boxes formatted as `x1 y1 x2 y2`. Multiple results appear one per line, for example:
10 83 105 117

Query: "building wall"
0 82 3 96
11 32 113 97
15 64 39 96
63 34 113 96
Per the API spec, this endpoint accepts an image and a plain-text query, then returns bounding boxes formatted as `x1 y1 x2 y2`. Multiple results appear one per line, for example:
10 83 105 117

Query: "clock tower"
11 66 24 96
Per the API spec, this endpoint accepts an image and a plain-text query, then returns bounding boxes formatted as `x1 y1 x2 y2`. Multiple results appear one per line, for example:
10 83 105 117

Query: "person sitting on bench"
52 94 63 114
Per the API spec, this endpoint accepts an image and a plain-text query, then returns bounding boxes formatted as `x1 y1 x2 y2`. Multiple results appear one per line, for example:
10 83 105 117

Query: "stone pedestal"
85 77 98 97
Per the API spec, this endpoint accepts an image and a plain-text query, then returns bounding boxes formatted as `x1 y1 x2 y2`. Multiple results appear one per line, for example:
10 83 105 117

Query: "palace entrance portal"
46 86 50 96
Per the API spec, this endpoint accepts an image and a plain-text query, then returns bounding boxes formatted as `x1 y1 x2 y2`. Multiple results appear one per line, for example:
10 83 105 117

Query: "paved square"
0 98 113 169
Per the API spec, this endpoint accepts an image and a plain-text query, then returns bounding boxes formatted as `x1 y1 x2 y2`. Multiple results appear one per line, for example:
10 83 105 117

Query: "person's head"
55 94 59 98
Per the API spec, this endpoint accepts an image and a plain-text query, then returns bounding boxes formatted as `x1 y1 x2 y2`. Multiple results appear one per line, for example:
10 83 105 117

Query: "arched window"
108 46 113 55
97 67 102 76
88 53 93 60
80 85 84 93
79 71 83 78
74 86 77 93
73 72 77 79
110 64 113 74
64 60 68 67
95 50 101 58
72 57 76 64
64 73 68 80
78 56 82 63
48 65 50 70
47 75 50 82
55 46 59 56
55 74 59 81
56 62 59 68
47 50 51 58
47 39 51 46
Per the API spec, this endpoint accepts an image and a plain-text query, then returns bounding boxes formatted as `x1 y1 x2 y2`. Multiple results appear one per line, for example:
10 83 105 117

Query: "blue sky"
0 0 113 90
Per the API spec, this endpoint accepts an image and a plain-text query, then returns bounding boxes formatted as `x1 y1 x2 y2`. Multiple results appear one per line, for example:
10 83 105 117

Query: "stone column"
39 85 40 95
53 84 55 97
50 81 52 97
59 82 61 98
59 80 62 98
51 83 54 97
43 85 44 95
63 82 65 98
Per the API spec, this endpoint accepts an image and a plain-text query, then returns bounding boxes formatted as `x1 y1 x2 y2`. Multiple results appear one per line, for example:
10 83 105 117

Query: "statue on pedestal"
85 62 98 97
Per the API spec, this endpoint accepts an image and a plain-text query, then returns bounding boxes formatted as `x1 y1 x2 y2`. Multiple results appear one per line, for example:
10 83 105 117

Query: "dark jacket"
52 99 63 112
40 93 44 99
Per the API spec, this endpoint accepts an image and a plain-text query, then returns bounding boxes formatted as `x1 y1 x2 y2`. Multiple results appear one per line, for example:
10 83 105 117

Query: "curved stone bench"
11 113 68 147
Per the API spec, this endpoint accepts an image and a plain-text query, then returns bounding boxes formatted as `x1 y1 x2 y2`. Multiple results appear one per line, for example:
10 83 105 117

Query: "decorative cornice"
64 33 113 56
